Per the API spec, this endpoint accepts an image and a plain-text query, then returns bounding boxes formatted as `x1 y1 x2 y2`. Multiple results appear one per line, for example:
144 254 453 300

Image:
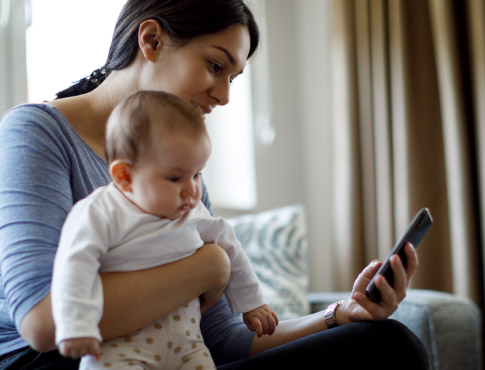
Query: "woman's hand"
337 243 418 324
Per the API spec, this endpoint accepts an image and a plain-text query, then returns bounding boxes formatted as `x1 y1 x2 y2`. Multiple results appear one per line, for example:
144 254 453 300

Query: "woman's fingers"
403 242 419 280
346 243 419 322
389 243 418 302
389 254 407 302
353 260 382 293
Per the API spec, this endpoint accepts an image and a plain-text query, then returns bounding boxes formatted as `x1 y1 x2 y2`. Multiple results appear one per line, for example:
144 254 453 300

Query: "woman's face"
147 24 251 115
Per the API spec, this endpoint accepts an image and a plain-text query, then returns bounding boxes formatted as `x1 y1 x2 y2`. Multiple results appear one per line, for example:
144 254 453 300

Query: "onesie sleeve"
198 216 265 314
51 196 109 343
0 106 74 330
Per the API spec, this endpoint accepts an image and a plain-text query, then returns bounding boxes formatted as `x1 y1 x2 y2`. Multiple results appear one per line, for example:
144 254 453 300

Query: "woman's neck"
50 70 138 162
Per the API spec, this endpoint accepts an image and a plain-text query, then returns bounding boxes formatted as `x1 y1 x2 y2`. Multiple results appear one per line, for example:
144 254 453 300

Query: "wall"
0 0 28 115
214 0 335 292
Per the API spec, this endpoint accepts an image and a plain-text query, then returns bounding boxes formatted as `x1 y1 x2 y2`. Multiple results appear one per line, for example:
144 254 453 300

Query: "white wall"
0 0 28 115
214 0 335 292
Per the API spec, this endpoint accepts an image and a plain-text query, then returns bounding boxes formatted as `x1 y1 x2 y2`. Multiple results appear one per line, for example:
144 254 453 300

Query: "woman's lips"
190 101 213 115
199 104 212 115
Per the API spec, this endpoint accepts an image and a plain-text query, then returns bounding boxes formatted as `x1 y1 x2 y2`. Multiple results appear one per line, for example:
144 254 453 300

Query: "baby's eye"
168 176 180 182
193 172 202 180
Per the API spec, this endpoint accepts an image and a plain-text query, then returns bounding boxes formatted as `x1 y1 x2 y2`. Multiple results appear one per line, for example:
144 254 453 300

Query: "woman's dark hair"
56 0 259 99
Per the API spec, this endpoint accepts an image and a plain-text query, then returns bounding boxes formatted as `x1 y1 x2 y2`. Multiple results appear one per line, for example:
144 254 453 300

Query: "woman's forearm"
250 248 418 355
99 244 230 340
250 310 327 355
19 244 230 351
19 294 56 352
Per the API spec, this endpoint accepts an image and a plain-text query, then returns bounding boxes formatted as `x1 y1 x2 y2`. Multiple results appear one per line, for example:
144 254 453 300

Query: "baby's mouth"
179 203 193 212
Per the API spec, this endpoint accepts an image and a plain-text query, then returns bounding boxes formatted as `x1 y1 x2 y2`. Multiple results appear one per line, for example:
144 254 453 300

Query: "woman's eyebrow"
212 46 236 65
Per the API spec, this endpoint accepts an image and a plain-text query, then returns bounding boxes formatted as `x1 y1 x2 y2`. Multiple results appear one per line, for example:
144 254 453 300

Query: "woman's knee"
362 320 429 370
306 319 429 370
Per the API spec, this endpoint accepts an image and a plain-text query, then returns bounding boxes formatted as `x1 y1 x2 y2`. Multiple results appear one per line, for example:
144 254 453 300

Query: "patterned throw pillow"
228 204 310 320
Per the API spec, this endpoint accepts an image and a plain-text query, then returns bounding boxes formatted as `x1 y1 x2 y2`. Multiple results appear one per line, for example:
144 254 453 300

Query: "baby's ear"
110 160 133 192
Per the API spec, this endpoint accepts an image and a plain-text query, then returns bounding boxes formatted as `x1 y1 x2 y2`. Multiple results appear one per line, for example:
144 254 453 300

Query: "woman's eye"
210 62 222 74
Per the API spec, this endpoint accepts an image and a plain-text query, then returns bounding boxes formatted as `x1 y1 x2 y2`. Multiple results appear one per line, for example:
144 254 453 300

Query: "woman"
0 0 428 369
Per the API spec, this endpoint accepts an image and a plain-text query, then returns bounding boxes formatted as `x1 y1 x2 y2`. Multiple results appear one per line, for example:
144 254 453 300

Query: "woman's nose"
210 79 230 106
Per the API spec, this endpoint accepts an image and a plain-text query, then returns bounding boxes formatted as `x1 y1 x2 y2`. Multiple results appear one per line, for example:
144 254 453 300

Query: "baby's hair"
105 90 207 165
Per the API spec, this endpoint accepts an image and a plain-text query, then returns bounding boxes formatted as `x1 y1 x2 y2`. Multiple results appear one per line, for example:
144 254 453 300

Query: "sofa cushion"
228 204 310 319
390 289 482 370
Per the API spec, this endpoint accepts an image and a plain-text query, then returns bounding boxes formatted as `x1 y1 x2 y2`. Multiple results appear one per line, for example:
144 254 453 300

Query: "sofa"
228 204 483 370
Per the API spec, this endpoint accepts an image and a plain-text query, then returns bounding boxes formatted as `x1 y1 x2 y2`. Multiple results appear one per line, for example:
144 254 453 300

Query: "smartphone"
365 208 433 303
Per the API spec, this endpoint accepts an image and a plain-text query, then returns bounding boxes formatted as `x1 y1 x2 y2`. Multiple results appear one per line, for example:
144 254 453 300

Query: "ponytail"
56 66 108 99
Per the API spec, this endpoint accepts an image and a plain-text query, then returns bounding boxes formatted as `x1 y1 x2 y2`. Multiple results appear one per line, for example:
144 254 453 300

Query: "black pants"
0 347 78 370
0 320 429 370
218 320 429 370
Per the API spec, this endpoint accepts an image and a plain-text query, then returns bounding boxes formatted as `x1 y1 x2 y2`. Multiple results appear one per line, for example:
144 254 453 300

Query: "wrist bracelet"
324 300 345 329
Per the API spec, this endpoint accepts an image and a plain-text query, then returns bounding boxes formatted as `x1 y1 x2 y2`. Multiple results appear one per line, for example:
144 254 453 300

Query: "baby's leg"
80 299 215 370
80 323 169 370
178 344 216 370
81 355 145 370
79 327 154 370
163 299 216 369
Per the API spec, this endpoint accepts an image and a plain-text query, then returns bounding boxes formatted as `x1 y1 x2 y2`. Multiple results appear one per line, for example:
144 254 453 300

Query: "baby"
52 90 278 369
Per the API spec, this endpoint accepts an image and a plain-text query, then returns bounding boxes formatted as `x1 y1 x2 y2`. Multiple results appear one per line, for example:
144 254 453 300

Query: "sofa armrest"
307 289 482 370
307 291 350 313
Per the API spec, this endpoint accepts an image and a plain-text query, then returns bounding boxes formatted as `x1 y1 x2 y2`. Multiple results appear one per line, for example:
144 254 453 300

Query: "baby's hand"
243 304 279 337
58 337 101 360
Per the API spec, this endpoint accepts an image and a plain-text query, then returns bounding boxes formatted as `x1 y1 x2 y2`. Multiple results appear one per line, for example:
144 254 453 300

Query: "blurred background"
1 0 484 309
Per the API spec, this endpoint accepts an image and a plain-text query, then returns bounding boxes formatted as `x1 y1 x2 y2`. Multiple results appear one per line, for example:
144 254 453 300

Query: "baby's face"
128 130 211 220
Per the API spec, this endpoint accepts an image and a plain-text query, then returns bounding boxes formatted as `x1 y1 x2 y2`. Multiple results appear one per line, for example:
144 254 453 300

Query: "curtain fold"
428 0 482 303
467 0 485 304
330 0 483 306
331 0 365 289
369 0 394 264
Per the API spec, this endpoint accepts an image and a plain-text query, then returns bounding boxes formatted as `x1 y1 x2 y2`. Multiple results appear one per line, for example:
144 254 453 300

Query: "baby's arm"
52 198 109 350
58 337 101 360
197 214 266 313
243 304 279 337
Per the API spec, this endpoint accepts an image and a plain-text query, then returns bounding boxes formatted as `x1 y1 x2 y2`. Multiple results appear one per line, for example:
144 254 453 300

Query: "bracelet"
324 300 345 329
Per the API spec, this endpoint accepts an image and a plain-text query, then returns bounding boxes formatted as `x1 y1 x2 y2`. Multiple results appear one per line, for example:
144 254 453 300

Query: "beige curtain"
330 0 484 307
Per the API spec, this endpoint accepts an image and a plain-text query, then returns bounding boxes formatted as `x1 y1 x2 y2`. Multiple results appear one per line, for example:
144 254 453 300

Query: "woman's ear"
138 19 165 62
110 160 133 192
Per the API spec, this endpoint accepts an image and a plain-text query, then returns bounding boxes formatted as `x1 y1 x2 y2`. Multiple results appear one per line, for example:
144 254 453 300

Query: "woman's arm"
20 243 230 352
99 243 230 339
250 243 418 354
